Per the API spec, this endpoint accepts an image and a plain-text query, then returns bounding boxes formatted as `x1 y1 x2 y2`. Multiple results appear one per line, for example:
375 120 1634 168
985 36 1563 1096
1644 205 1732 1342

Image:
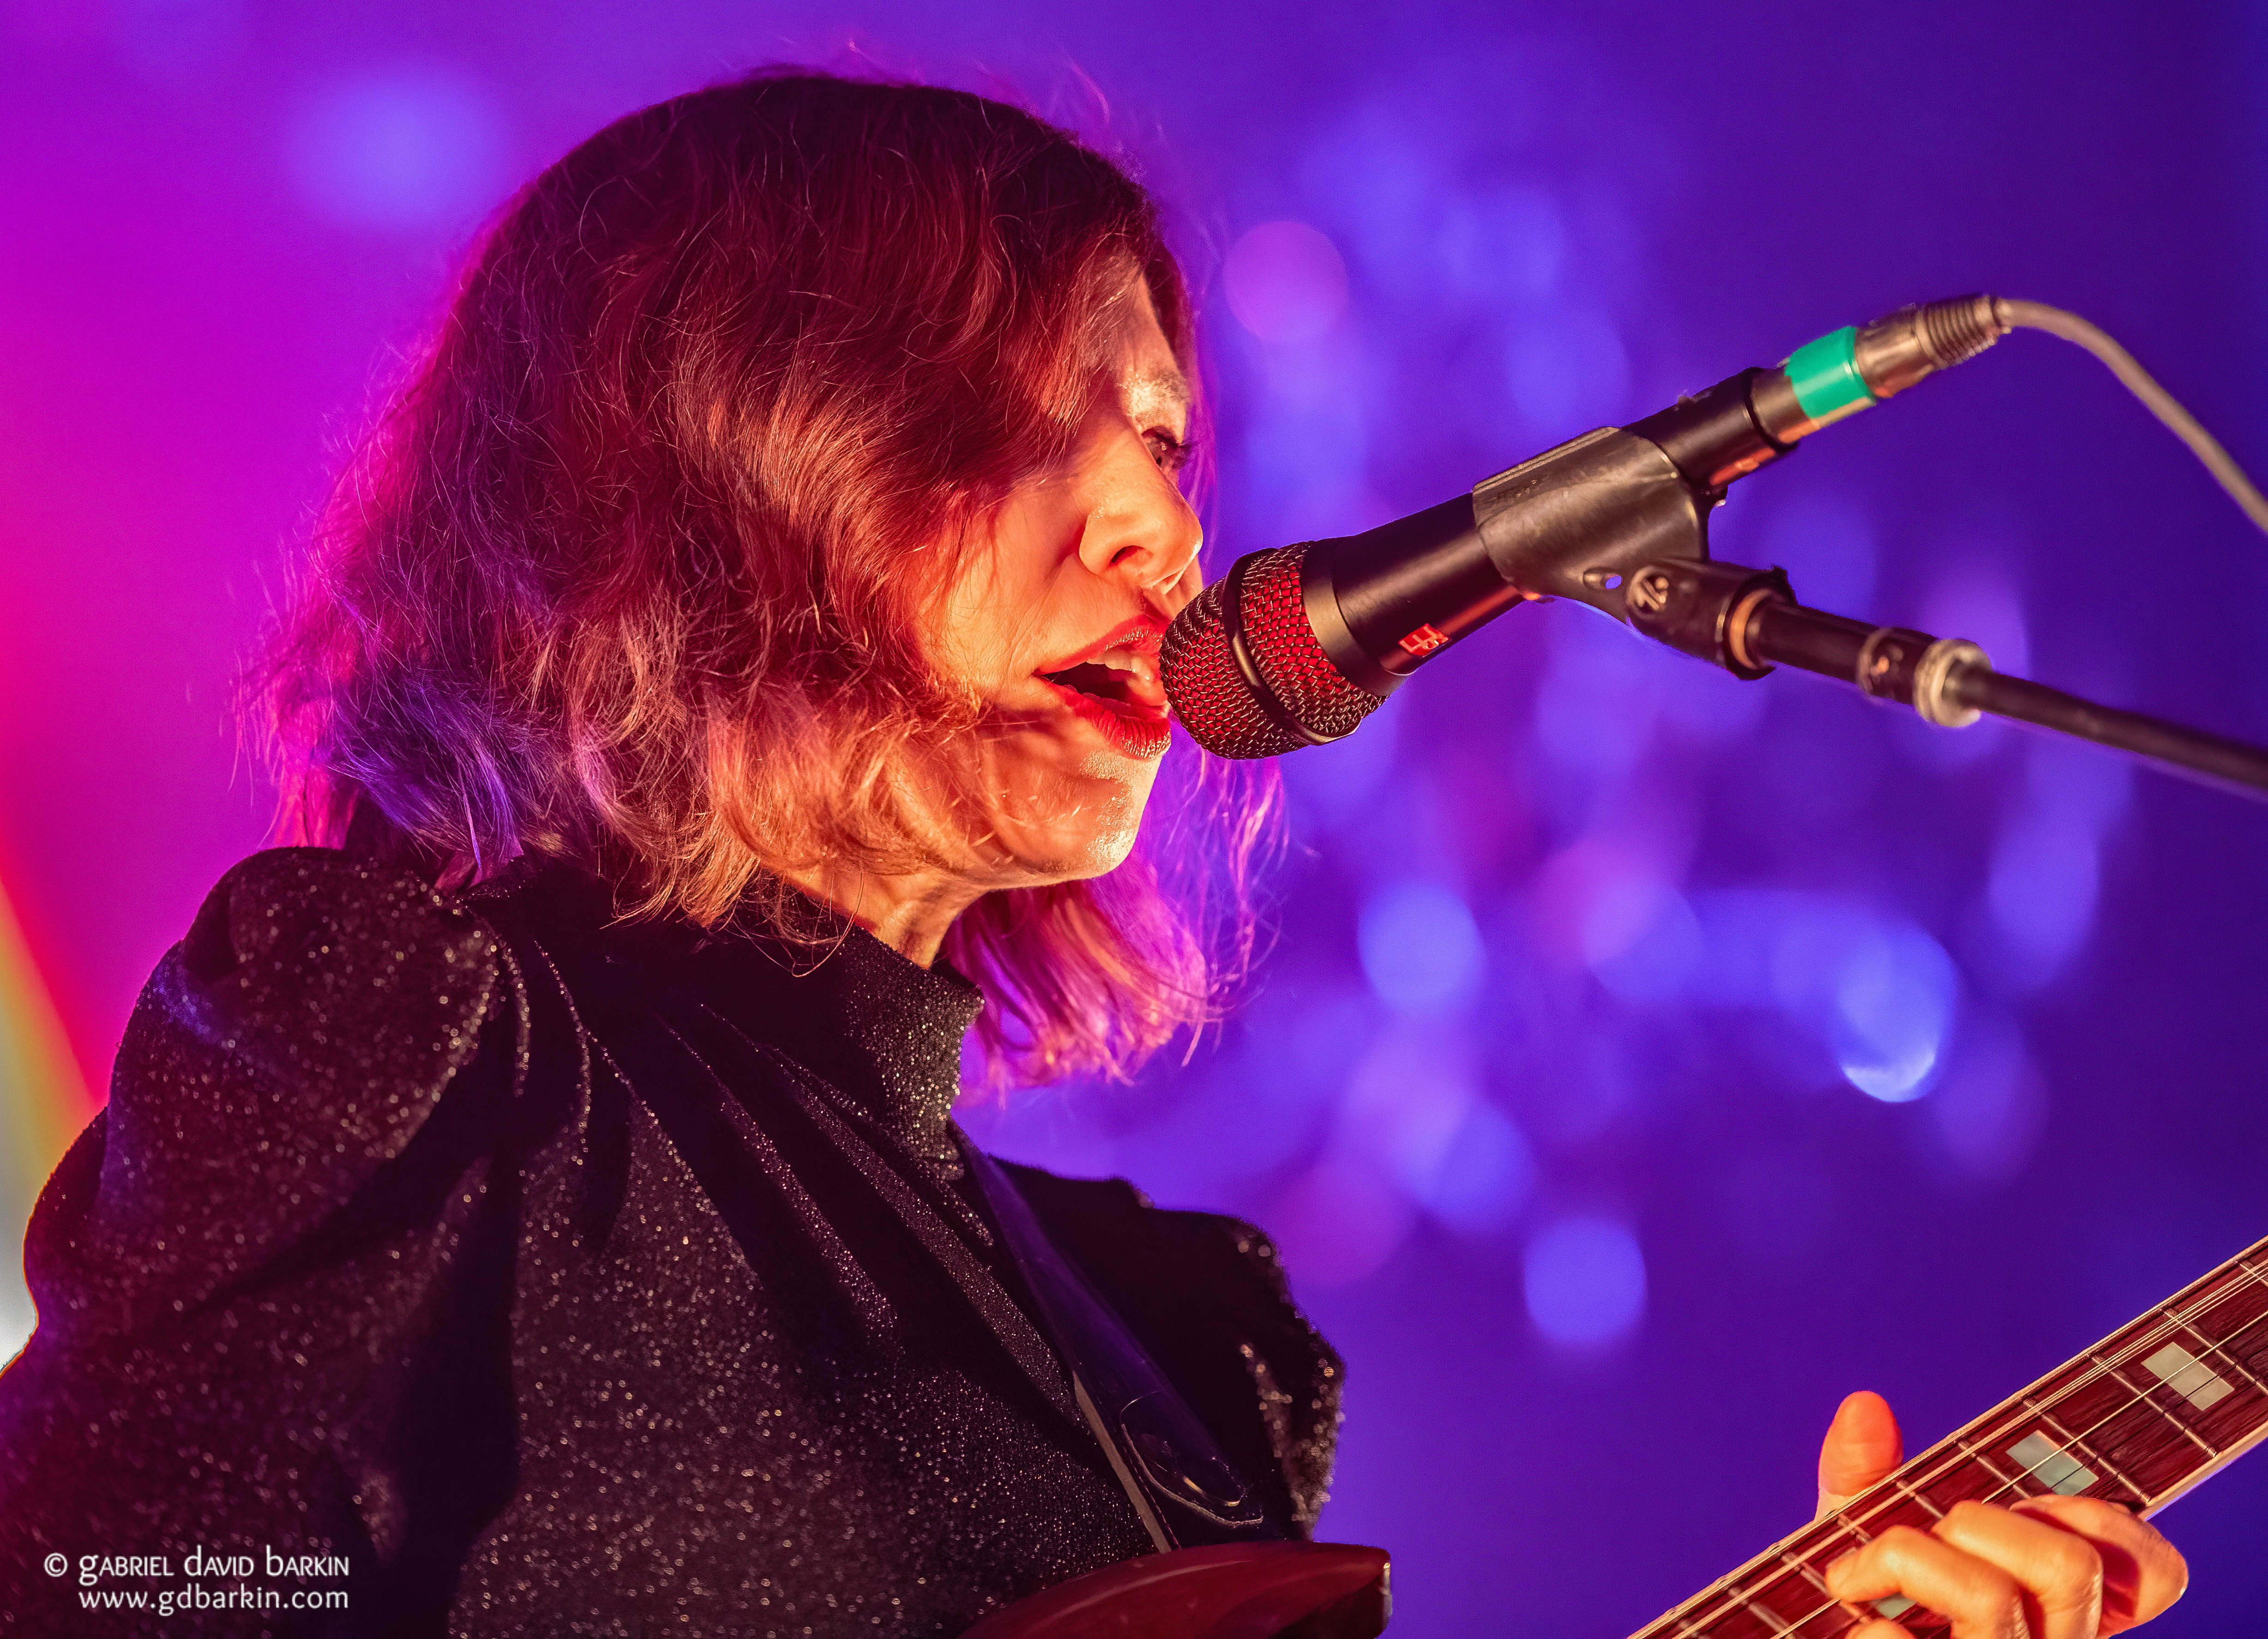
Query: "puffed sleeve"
0 848 515 1630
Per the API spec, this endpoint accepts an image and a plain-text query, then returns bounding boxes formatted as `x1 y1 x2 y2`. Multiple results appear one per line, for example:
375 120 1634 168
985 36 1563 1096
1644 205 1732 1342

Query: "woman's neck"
772 860 987 969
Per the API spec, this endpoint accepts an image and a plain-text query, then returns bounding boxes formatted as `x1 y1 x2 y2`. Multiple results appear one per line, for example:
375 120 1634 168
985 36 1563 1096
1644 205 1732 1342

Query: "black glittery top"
0 850 1342 1636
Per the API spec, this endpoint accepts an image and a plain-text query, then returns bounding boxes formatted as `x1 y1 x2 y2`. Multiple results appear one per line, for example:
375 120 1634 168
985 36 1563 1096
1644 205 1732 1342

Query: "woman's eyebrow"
1129 369 1188 408
1126 367 1191 413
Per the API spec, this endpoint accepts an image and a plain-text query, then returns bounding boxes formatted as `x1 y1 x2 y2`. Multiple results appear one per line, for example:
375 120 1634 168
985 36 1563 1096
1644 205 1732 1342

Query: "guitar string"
1649 1263 2268 1639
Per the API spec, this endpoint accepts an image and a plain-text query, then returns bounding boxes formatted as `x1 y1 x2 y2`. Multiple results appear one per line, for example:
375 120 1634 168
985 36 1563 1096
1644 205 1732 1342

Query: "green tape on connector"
1785 325 1876 425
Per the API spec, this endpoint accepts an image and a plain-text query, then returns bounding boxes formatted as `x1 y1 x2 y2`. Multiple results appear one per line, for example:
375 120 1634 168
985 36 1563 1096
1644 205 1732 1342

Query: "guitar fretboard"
1632 1233 2268 1638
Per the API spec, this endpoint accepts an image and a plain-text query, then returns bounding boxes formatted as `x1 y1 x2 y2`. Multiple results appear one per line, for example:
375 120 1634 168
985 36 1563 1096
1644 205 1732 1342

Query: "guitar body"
963 1542 1391 1639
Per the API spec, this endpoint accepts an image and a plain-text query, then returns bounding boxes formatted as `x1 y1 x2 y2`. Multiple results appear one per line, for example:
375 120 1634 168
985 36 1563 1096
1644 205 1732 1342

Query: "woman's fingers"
1807 1391 2185 1636
1825 1503 2104 1639
2009 1497 2188 1634
1932 1500 2105 1639
1827 1524 2027 1639
1817 1391 1905 1519
1826 1497 2188 1639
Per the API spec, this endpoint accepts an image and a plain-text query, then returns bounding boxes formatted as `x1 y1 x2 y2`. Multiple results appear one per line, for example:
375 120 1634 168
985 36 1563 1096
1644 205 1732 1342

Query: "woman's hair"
254 69 1277 1088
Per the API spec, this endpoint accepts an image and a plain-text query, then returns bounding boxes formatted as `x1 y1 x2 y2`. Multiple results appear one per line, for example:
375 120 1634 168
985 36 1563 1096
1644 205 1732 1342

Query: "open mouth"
1034 628 1173 758
1037 660 1152 709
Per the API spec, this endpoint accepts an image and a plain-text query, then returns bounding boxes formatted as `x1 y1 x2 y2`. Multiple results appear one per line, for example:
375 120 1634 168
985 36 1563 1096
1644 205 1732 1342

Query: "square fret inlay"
2008 1432 2097 1496
2141 1342 2235 1411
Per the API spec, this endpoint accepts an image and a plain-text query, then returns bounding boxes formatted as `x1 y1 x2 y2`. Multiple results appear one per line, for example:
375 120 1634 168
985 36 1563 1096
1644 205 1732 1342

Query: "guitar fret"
1889 1476 1946 1520
2069 1268 2268 1411
1736 1555 1844 1635
2205 1264 2268 1381
2168 1276 2265 1349
1691 1539 1865 1639
2096 1355 2223 1459
1837 1460 1966 1533
1823 1500 1874 1540
1775 1554 1860 1638
2160 1305 2268 1396
2075 1293 2268 1507
2017 1397 2145 1502
1950 1434 2028 1496
1778 1553 1833 1597
2191 1265 2268 1368
1723 1581 1798 1636
2053 1305 2268 1506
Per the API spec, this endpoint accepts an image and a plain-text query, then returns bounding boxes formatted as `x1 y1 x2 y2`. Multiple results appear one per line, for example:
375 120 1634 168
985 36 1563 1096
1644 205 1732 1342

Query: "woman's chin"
972 782 1150 886
987 805 1146 886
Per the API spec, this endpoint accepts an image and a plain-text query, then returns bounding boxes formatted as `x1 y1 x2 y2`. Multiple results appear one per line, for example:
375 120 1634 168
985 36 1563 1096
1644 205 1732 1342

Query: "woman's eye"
1145 430 1191 474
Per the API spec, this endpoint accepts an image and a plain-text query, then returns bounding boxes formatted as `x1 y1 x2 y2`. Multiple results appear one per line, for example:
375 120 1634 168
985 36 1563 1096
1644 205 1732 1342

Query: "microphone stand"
1175 300 2268 796
1476 350 2268 805
1615 554 2268 801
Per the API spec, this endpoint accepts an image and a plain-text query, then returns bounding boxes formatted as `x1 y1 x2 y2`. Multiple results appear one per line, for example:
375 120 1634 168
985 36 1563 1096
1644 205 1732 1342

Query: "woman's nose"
1077 429 1203 606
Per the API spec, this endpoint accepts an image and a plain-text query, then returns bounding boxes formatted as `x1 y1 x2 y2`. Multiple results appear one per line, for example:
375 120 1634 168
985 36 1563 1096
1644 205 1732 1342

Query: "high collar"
706 905 987 1168
477 858 985 1167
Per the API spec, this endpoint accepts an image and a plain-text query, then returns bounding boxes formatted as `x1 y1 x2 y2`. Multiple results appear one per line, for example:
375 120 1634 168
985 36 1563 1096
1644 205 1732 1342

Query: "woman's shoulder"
174 844 500 1045
28 849 509 1340
147 848 505 1138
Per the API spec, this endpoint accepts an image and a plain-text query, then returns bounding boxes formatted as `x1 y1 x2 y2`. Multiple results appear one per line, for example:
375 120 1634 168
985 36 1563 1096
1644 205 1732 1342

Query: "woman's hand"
1812 1392 2188 1637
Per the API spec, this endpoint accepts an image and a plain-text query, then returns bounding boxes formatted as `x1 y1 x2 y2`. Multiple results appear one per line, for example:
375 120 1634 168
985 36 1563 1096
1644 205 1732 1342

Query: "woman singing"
0 71 2188 1638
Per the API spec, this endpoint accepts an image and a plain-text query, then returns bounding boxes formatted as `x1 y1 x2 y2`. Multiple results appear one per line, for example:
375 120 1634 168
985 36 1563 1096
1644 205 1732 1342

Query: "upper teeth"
1096 651 1154 681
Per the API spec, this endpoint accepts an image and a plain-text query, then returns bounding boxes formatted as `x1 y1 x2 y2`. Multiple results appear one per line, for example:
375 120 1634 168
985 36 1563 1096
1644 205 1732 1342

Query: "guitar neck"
1633 1233 2268 1639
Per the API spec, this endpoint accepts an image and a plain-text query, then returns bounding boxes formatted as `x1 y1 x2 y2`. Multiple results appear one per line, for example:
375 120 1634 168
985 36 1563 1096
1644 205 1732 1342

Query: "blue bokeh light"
1423 1103 1536 1234
1523 1216 1648 1347
1582 875 1702 1004
1831 922 1957 1102
1358 881 1486 1014
1683 890 1958 1100
17 9 2268 1631
1436 183 1567 303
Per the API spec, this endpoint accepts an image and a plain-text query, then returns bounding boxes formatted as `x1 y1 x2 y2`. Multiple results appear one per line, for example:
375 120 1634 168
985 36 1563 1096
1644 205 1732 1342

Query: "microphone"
1161 295 2009 759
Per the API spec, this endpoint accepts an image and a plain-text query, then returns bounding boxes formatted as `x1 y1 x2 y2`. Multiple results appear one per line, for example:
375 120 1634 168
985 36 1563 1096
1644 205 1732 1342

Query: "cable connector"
1750 295 2009 443
1855 295 2007 398
1747 294 2268 537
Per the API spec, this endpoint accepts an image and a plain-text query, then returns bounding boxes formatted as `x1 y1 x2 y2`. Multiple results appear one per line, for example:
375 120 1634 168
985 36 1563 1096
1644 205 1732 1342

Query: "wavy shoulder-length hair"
254 69 1278 1088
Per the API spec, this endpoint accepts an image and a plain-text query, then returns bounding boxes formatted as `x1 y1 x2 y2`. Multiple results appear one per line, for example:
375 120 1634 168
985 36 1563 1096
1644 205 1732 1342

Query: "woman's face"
928 278 1204 889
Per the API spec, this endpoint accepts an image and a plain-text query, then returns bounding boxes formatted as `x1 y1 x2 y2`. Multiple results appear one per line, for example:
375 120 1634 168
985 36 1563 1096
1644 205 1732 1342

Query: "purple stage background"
4 1 2266 1632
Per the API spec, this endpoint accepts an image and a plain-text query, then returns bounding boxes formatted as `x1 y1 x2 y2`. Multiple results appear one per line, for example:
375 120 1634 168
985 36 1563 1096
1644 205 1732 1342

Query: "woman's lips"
1037 675 1173 759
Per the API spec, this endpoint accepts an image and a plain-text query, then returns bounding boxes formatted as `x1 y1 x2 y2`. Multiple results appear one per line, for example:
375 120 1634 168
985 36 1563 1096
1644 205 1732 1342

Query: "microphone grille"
1161 545 1385 759
1236 546 1385 743
1162 570 1310 759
